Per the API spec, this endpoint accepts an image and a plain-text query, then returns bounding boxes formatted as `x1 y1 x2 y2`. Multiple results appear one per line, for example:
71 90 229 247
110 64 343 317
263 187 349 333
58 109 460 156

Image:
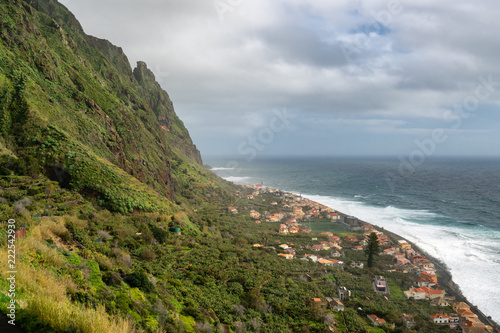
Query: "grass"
387 278 405 299
0 217 136 333
307 221 351 234
180 315 196 333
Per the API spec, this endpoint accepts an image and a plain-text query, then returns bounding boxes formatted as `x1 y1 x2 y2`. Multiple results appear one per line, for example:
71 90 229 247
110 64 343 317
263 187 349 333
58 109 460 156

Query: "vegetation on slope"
0 1 464 332
0 0 208 213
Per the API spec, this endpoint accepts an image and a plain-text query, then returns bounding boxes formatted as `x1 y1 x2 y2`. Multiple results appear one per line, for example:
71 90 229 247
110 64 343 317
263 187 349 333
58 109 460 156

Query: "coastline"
233 179 500 331
299 193 500 331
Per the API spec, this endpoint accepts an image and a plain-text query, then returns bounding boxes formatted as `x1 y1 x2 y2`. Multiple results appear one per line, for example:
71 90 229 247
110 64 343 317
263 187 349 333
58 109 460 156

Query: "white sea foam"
303 193 500 323
223 176 253 185
211 167 237 171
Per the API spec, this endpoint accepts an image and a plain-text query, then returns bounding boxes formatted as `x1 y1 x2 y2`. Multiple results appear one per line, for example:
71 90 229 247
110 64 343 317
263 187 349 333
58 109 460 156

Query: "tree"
364 232 380 268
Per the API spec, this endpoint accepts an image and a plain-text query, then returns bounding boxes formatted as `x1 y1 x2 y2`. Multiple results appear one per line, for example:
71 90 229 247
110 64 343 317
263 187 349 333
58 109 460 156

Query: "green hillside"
0 1 478 333
0 0 211 213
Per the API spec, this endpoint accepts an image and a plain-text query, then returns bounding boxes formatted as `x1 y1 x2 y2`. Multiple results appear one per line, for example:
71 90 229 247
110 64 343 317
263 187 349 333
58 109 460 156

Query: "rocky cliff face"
133 61 203 165
0 0 204 212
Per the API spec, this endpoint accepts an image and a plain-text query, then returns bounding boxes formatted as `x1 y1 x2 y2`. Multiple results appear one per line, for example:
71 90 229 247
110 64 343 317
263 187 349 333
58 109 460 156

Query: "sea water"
206 156 500 323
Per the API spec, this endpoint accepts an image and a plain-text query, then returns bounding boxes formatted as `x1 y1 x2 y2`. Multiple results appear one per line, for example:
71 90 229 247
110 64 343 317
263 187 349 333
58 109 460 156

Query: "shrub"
195 321 213 333
149 223 168 244
102 271 123 286
124 271 154 292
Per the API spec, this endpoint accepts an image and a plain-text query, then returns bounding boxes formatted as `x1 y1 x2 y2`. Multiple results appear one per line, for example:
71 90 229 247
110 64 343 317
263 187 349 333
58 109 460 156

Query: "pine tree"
364 232 380 268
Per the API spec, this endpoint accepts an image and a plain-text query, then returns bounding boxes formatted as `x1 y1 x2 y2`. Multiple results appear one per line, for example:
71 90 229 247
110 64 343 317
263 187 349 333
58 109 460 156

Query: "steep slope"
0 0 206 213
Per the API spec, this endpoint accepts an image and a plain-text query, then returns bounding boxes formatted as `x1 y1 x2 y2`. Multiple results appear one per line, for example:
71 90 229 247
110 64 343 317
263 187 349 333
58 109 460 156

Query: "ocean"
206 156 500 323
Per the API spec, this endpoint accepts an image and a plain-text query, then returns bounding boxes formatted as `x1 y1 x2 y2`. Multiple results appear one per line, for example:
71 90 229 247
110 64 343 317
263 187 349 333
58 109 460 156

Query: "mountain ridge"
0 0 206 213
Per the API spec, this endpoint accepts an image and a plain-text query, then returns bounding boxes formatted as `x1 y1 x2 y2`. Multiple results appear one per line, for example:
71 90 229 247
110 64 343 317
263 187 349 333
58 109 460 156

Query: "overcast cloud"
61 0 500 157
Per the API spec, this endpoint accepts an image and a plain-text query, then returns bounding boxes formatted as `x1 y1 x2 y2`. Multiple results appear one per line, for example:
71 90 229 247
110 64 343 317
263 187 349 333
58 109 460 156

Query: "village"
228 184 495 333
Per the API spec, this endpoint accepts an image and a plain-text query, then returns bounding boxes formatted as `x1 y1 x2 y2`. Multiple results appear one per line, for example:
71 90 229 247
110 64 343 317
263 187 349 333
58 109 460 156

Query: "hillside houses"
328 212 340 221
404 287 445 300
367 314 386 327
373 276 389 294
249 210 261 219
318 258 344 268
402 314 415 329
429 301 493 332
325 298 345 312
240 185 494 332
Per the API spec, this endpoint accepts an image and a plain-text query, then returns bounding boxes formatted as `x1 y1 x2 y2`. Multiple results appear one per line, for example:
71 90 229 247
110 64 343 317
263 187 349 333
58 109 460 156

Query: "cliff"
0 0 206 213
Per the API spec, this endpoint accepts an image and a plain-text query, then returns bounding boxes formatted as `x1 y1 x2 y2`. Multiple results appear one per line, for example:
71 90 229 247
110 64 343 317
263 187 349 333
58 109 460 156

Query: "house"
318 259 343 268
345 235 358 242
393 252 406 260
310 298 327 310
411 255 426 263
373 276 389 294
326 298 344 312
457 308 479 321
330 242 343 250
431 314 450 325
329 235 341 242
431 297 450 307
402 314 415 329
308 209 320 217
329 213 340 221
247 194 254 200
367 314 386 327
250 210 261 219
270 214 283 222
415 276 437 288
271 201 278 205
395 258 411 267
405 248 417 259
289 226 299 234
448 314 460 324
350 261 364 269
399 240 411 249
302 254 320 263
330 259 344 268
419 272 438 284
278 253 294 260
362 224 373 232
354 246 363 251
460 321 488 333
383 248 399 256
453 302 470 312
338 286 351 301
421 287 445 300
370 232 389 245
311 245 324 252
404 288 427 300
228 207 238 214
331 250 342 257
318 258 334 266
279 225 289 235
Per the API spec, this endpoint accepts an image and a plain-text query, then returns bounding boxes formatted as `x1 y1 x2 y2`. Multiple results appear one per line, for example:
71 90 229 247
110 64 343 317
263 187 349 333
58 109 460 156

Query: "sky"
61 0 500 158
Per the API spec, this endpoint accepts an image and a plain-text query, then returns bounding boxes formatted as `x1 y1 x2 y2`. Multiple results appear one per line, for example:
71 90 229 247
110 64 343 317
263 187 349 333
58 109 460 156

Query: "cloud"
63 0 500 155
